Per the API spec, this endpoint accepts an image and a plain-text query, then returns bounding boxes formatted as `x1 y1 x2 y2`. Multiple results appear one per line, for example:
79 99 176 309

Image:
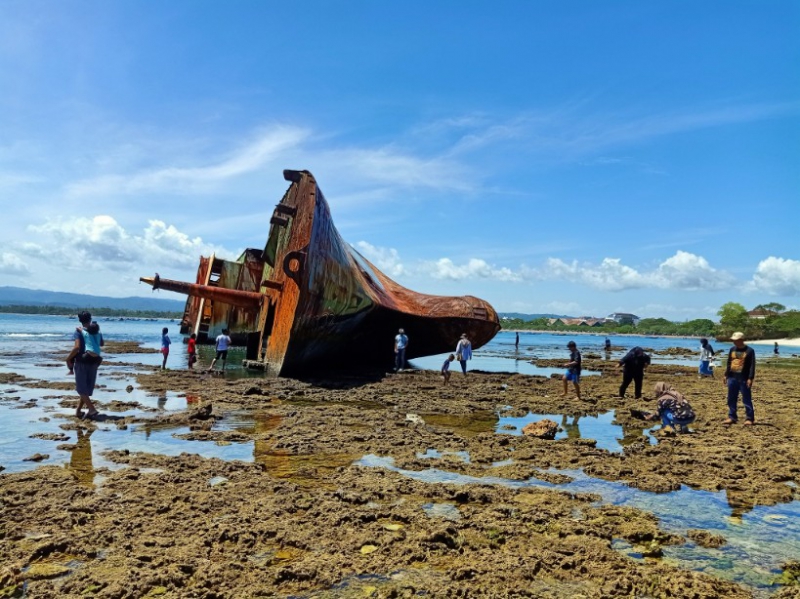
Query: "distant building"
747 308 777 320
607 312 640 326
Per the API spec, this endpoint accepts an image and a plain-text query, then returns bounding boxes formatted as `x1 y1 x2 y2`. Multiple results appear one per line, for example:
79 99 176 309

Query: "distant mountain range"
0 286 185 312
498 312 568 321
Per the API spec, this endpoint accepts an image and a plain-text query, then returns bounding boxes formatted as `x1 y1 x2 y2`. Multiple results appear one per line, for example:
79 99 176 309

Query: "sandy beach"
747 338 800 348
1 343 800 598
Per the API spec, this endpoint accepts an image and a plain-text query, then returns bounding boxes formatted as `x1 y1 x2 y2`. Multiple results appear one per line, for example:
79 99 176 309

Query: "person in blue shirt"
394 328 408 371
441 354 455 385
161 327 171 370
455 334 473 376
66 311 104 420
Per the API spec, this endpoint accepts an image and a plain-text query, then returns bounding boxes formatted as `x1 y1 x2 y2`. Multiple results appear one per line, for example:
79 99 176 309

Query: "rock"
687 529 727 548
359 544 378 554
405 413 424 425
125 385 134 392
189 404 214 420
29 433 70 442
23 453 49 462
243 386 265 396
521 419 559 440
23 563 70 580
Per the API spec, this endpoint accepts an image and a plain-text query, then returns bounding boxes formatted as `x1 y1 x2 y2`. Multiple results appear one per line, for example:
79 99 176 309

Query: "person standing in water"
208 328 232 372
160 327 171 370
187 333 197 370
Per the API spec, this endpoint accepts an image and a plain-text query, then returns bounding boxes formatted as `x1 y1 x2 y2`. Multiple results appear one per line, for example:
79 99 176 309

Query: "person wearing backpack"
65 311 104 420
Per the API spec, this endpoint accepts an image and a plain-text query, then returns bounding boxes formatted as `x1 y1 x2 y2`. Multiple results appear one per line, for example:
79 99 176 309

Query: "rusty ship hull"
141 170 500 375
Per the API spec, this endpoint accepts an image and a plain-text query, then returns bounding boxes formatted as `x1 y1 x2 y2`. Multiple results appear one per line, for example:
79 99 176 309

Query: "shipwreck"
140 170 500 375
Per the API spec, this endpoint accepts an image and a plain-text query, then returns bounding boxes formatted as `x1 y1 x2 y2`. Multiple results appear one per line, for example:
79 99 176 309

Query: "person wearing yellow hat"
723 332 756 426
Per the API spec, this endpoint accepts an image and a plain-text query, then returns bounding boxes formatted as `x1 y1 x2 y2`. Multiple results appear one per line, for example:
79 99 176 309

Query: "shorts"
74 361 100 396
189 353 197 365
161 347 170 356
565 371 580 383
215 350 228 360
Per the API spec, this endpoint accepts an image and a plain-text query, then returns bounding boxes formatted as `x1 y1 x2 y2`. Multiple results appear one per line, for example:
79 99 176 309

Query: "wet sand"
2 348 800 598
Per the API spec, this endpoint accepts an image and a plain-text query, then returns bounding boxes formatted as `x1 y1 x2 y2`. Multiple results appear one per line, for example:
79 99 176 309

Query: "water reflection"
497 409 656 453
356 455 800 592
67 429 95 487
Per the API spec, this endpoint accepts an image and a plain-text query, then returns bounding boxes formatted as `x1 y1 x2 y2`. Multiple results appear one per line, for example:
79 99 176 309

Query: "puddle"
497 409 657 453
419 411 498 437
417 448 471 463
410 352 600 377
356 454 800 592
422 502 461 521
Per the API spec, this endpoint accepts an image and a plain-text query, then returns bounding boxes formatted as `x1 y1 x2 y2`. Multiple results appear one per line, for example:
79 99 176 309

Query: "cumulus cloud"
0 251 30 276
421 257 522 282
354 241 405 277
25 216 233 270
535 251 734 291
751 257 800 296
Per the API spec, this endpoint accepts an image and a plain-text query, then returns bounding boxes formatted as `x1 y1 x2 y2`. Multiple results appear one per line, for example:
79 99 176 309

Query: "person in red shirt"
187 333 197 370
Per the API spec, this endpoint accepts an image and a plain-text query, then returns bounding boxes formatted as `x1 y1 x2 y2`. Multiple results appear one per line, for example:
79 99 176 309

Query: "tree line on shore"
501 302 800 341
0 304 182 319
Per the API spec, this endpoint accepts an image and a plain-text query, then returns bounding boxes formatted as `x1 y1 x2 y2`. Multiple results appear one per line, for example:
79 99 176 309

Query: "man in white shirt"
208 328 232 372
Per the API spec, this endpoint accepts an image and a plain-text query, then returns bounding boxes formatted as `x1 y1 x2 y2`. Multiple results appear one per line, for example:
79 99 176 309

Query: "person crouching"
651 381 695 433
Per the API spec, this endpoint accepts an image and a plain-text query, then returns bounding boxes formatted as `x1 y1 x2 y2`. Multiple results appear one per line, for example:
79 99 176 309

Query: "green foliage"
717 302 749 334
0 304 181 319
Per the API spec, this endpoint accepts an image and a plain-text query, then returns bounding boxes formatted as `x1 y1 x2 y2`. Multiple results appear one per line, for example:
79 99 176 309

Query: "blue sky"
1 0 798 320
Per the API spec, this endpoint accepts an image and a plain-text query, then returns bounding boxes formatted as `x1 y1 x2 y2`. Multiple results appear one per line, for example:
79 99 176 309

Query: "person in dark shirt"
618 346 651 399
723 332 756 425
561 340 582 400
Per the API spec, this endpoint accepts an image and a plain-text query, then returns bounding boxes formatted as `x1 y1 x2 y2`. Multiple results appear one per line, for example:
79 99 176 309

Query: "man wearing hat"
723 332 756 426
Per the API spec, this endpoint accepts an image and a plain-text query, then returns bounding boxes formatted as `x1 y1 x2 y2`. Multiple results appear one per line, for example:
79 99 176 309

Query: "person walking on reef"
515 332 520 349
723 332 756 426
455 333 473 376
618 346 650 399
561 340 582 400
604 337 611 351
441 354 455 385
66 311 104 420
394 328 408 371
774 342 779 356
208 328 232 372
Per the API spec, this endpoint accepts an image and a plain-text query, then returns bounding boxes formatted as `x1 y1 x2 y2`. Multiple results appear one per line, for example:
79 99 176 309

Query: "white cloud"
650 251 735 290
0 251 30 276
66 126 310 197
535 251 734 291
420 257 522 282
25 216 233 270
751 257 800 296
354 241 406 277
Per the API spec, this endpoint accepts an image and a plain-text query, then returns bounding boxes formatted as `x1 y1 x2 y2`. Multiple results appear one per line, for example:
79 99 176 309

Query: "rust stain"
140 170 500 375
